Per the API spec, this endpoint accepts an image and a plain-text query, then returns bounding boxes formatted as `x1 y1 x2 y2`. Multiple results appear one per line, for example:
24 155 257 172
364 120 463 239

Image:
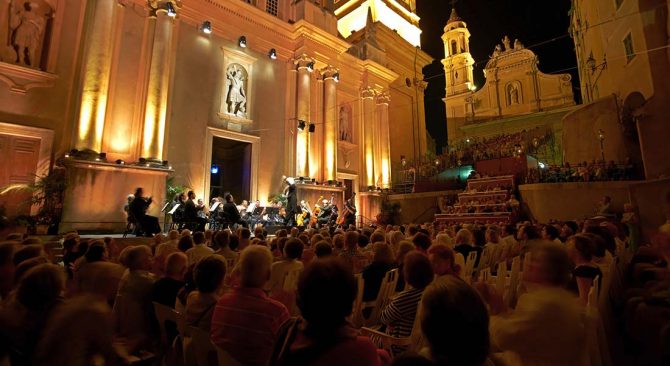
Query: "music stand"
210 202 221 212
161 202 170 212
168 204 181 215
253 206 264 216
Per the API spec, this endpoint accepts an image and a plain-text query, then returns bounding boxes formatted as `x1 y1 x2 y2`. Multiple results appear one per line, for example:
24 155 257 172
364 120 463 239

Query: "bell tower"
442 4 475 96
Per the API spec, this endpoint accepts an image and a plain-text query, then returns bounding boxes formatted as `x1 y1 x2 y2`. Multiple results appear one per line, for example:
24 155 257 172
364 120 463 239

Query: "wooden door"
0 134 40 217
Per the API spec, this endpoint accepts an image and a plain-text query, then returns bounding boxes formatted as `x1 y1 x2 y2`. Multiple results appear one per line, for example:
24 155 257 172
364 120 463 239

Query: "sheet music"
246 202 256 213
210 202 220 211
168 204 181 215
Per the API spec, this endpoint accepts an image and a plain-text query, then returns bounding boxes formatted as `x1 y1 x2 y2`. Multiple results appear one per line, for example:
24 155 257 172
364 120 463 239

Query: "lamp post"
598 129 605 162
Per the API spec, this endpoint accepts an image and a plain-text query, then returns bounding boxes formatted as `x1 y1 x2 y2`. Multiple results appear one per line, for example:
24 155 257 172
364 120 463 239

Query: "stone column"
294 55 314 178
361 87 376 188
140 1 178 162
376 92 391 188
75 0 122 153
322 66 338 182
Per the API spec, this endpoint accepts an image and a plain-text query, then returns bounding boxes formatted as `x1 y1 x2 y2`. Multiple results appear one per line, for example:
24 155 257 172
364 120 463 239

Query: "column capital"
320 65 339 81
293 54 316 71
376 91 390 105
148 0 181 18
360 87 376 99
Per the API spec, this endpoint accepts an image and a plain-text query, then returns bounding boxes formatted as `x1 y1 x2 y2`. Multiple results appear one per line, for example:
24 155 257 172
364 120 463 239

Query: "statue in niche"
225 63 247 118
514 38 524 50
339 106 352 142
508 84 520 105
502 35 511 51
1 0 52 68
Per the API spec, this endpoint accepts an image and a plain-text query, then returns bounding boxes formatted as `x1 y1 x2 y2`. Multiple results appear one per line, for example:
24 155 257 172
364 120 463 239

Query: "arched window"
451 40 458 55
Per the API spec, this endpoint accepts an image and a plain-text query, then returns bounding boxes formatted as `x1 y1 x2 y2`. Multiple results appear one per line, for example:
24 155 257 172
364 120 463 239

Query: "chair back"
282 268 302 291
504 256 521 307
494 261 507 294
587 275 601 312
479 268 491 284
463 251 478 282
478 246 493 271
189 326 218 366
350 274 365 327
153 302 179 347
366 269 399 325
454 253 466 281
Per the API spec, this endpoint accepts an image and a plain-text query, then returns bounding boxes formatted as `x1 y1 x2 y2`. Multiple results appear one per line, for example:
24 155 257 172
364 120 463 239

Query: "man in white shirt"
186 231 214 265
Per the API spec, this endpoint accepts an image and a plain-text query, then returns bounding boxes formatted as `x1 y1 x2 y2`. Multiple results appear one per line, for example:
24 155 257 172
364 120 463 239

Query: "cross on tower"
450 0 458 8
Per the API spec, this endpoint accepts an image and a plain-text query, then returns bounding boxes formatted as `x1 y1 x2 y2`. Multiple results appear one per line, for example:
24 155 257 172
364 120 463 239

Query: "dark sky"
416 0 577 153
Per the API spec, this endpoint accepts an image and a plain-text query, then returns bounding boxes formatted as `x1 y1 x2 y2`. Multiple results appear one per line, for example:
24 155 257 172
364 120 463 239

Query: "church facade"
0 0 431 231
442 8 575 144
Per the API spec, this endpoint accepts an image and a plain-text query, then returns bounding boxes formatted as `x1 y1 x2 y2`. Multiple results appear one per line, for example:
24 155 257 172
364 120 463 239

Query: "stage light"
139 157 147 164
434 158 440 166
64 153 70 158
268 48 277 59
466 138 471 143
311 178 316 184
238 36 247 48
333 72 340 82
308 123 315 133
211 164 219 174
166 2 176 17
162 160 169 167
297 120 306 131
367 185 374 191
307 61 314 72
115 159 125 165
539 162 546 169
201 21 212 34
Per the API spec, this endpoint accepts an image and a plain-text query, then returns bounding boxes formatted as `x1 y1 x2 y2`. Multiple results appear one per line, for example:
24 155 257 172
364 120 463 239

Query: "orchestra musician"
128 187 161 236
184 191 208 231
223 193 248 228
316 196 335 227
337 193 357 228
283 176 298 227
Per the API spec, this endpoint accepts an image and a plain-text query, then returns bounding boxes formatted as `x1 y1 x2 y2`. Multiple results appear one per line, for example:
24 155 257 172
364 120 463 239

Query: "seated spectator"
73 261 125 305
0 242 16 299
177 235 194 253
186 255 226 331
185 231 214 265
566 234 603 306
314 241 333 258
35 295 130 366
154 230 179 274
271 259 389 366
427 244 461 279
380 252 434 351
268 239 305 295
362 243 396 302
542 225 562 244
211 246 289 366
480 243 585 365
395 241 416 291
0 264 65 365
151 252 187 308
114 245 157 352
339 231 368 272
453 229 482 267
392 275 490 366
412 232 432 254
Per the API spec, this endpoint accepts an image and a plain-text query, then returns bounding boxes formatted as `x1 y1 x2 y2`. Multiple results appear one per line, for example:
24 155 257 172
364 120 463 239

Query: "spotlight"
166 2 176 17
539 162 546 169
139 157 147 164
333 72 339 82
327 180 333 185
268 48 277 60
99 152 106 160
311 178 316 184
307 61 314 72
115 159 125 165
308 123 315 133
298 177 305 183
211 164 219 174
64 153 70 158
434 158 440 166
201 20 212 34
297 120 306 131
238 36 247 48
162 160 169 166
367 185 374 191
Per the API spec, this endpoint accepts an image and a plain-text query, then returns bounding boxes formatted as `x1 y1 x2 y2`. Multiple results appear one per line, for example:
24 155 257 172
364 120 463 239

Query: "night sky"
416 0 577 153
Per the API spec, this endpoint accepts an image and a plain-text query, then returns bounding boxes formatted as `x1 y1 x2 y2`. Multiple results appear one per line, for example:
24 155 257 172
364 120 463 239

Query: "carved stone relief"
0 0 53 69
225 63 248 118
339 105 352 143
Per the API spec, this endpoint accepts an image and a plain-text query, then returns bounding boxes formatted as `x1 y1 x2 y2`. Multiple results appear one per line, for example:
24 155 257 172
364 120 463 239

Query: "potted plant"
0 168 66 235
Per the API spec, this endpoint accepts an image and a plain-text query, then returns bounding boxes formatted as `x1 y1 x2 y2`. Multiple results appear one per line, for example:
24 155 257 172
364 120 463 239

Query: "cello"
336 193 356 226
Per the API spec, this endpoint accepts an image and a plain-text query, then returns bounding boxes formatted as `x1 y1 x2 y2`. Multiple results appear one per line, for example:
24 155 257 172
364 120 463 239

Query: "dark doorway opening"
210 137 252 202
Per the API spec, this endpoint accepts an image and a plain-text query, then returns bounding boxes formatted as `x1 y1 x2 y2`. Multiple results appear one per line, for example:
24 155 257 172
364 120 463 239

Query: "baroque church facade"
0 0 432 231
441 8 575 144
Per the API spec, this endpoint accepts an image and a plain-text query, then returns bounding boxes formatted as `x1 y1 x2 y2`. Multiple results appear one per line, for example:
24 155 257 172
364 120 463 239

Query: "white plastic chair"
365 269 399 326
463 251 478 282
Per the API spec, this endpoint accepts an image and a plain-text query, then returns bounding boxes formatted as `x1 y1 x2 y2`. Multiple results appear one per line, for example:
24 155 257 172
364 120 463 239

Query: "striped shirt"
210 287 290 366
380 287 423 338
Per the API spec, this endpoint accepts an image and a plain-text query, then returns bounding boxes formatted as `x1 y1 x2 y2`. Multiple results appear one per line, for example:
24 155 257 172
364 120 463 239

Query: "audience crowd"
0 210 667 366
526 159 640 184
